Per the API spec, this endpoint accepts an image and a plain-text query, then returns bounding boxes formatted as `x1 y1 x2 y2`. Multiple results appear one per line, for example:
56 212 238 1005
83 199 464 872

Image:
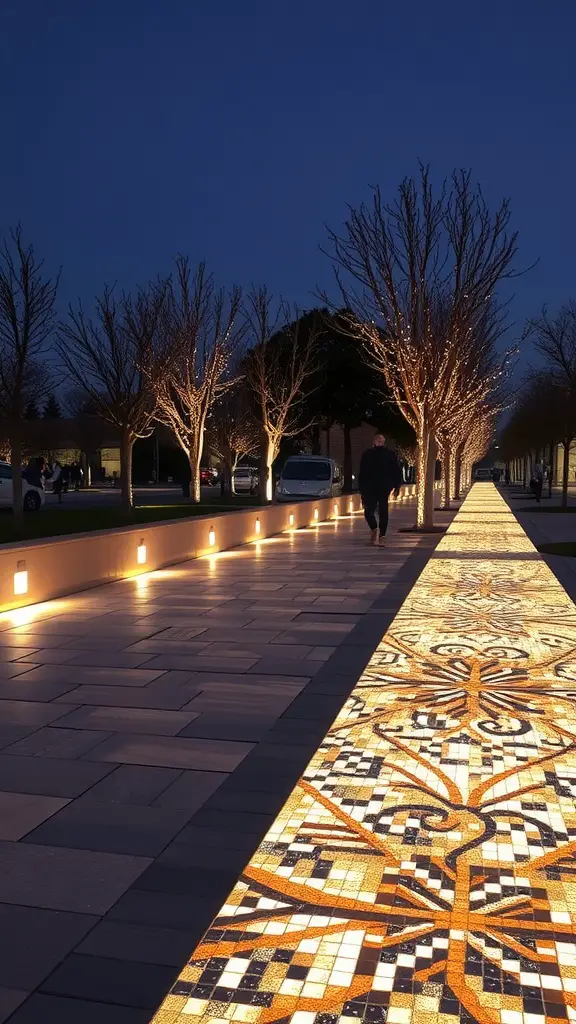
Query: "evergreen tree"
24 399 40 419
43 393 62 418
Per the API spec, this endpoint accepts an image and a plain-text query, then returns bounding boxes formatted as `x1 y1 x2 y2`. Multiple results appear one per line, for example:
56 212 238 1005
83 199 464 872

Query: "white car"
0 461 45 512
233 466 258 495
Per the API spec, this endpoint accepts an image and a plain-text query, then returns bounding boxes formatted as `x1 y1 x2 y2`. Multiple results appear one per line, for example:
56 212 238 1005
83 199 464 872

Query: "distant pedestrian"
70 463 82 491
358 434 402 547
51 461 63 503
530 462 544 503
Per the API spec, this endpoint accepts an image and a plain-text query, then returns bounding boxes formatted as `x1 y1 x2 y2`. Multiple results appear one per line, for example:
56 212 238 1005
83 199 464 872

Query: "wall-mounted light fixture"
255 517 261 535
208 527 216 547
137 541 147 565
13 560 28 596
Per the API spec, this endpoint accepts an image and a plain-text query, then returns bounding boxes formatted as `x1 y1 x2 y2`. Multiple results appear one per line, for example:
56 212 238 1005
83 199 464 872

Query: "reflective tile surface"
152 485 576 1024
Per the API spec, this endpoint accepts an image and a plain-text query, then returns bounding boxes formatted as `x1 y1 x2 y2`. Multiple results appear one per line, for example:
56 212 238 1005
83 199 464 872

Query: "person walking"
359 434 403 547
531 461 544 503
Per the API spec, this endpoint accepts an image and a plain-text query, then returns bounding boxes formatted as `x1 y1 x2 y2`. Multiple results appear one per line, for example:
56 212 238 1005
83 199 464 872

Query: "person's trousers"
363 492 390 536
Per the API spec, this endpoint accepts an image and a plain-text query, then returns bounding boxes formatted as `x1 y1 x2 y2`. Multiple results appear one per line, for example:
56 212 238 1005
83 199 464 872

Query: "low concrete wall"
0 484 422 613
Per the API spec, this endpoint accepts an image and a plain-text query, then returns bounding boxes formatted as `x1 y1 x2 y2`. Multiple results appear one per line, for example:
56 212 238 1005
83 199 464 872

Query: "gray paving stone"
179 715 279 741
0 699 70 726
53 683 201 710
3 727 112 759
0 647 38 661
40 952 175 1010
55 704 200 736
141 654 259 672
83 733 253 772
67 651 157 669
0 841 150 913
0 726 39 751
0 904 97 989
7 993 150 1023
75 920 196 967
153 767 227 810
0 792 69 840
0 674 78 698
23 799 193 856
16 665 166 688
107 888 221 931
0 755 115 798
0 988 28 1023
0 663 39 680
79 765 181 806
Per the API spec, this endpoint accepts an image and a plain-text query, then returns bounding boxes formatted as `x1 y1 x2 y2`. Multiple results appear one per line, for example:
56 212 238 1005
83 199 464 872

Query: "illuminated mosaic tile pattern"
152 484 576 1024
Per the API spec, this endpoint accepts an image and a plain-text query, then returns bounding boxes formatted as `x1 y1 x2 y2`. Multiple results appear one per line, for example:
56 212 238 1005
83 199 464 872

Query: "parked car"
233 466 259 495
0 461 45 511
473 467 492 481
277 456 344 501
200 467 218 486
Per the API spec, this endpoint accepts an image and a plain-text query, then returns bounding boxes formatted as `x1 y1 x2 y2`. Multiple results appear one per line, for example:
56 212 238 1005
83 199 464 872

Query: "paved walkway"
0 497 452 1023
152 484 576 1024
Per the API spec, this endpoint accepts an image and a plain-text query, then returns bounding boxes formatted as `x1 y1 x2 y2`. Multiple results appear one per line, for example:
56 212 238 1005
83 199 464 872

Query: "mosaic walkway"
152 484 576 1024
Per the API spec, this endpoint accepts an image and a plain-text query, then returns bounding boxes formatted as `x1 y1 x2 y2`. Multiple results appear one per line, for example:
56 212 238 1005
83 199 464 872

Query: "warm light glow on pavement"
152 484 576 1024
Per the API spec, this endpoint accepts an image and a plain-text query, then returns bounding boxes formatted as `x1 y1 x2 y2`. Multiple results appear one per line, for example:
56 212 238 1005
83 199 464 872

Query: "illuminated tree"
325 166 518 528
57 280 166 514
460 408 496 489
207 382 259 494
154 259 244 504
244 289 320 502
0 227 58 522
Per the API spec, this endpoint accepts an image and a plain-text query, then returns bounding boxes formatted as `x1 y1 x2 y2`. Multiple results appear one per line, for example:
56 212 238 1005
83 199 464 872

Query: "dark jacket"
358 446 402 497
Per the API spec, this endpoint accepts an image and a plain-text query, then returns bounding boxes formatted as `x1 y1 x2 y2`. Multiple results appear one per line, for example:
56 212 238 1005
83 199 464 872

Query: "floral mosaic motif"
152 485 576 1024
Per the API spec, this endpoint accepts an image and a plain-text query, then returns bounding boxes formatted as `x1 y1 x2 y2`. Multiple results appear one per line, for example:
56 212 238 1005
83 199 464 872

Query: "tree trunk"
548 441 554 499
311 424 321 456
416 422 435 530
441 443 452 509
221 459 233 497
258 432 275 502
562 440 570 509
10 429 24 528
343 425 353 493
120 430 134 516
454 445 463 499
425 434 437 525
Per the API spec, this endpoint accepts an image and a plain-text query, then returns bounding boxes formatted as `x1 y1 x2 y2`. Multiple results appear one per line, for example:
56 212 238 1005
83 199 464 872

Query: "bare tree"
57 281 166 514
154 259 244 503
325 166 518 528
244 289 320 502
207 382 259 495
0 228 58 521
525 302 576 507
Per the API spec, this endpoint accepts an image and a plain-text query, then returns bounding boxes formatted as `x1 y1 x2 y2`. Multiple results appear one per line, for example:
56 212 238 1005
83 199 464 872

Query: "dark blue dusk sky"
1 0 574 353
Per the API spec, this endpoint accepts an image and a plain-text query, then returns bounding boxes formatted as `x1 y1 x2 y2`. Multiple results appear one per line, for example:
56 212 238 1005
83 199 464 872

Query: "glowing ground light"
137 542 147 565
289 513 294 529
313 507 319 522
151 484 576 1024
255 517 261 535
13 565 28 596
333 503 339 518
208 527 216 547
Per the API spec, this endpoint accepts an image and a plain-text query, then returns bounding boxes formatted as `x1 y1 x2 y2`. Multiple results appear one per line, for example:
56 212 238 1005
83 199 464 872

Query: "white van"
0 462 45 512
277 456 343 502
